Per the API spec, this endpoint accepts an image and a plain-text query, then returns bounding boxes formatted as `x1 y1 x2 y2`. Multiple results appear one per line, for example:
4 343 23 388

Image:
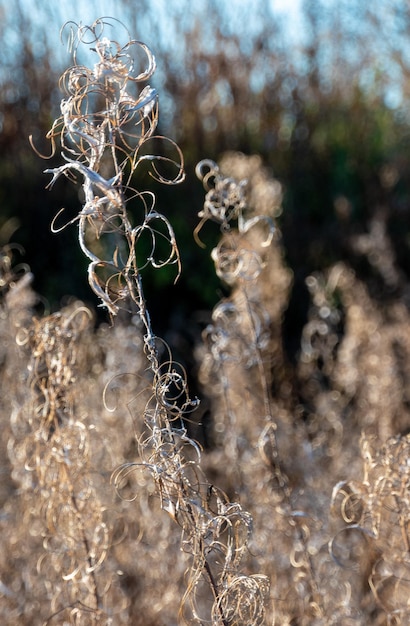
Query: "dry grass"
1 16 410 626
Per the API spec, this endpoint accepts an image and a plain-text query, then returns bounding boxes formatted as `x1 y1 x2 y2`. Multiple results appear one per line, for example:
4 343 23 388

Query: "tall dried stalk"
37 18 268 625
194 155 331 623
10 305 132 625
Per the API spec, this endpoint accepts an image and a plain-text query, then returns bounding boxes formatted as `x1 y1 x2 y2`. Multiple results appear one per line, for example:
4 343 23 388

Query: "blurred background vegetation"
1 0 410 345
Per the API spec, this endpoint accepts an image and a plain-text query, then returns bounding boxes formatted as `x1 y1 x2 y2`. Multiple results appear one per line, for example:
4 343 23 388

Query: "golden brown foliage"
3 16 410 626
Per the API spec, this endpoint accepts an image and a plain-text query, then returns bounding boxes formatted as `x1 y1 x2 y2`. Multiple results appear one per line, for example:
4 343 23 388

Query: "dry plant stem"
39 19 267 625
240 271 323 613
332 433 410 620
196 158 324 618
186 500 229 626
10 305 115 623
195 162 282 469
69 491 100 612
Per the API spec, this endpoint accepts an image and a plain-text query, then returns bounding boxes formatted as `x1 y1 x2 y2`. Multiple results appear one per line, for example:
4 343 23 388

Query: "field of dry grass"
2 16 410 626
